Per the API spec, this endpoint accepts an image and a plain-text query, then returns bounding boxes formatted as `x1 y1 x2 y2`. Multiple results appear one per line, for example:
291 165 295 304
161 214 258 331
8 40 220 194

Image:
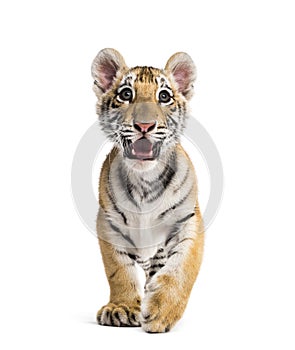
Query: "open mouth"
124 137 156 161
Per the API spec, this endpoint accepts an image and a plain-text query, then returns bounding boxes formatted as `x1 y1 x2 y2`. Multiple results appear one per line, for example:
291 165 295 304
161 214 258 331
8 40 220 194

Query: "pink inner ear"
173 63 191 93
98 61 117 91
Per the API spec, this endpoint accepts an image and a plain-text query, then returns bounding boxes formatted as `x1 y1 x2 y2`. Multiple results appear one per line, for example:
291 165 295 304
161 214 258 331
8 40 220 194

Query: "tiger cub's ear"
91 48 128 95
165 52 196 100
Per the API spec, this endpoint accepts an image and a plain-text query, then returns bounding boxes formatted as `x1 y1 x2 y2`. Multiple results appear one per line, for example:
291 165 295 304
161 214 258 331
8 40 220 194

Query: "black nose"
134 121 156 133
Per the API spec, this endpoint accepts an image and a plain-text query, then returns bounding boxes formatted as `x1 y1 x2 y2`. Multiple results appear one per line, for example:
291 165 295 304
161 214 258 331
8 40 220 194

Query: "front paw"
97 303 141 327
141 275 185 333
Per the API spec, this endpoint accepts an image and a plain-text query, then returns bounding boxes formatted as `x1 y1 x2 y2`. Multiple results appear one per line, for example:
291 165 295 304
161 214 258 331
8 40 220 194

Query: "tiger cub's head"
91 48 196 168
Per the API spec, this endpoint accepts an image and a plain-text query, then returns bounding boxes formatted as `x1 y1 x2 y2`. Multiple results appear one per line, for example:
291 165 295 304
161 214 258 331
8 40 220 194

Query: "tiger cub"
91 48 204 333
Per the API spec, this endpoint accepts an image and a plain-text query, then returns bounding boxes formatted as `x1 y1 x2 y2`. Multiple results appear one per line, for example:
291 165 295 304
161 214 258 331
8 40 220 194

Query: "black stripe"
118 166 140 208
109 268 119 279
121 233 136 247
108 111 122 123
173 167 189 193
165 228 195 247
161 164 176 188
106 187 127 225
116 250 128 256
165 233 175 246
121 213 127 225
167 251 178 258
120 80 133 88
106 97 111 112
178 237 194 245
125 171 151 202
128 253 139 260
108 221 136 247
126 179 139 204
159 186 192 219
150 263 165 269
146 151 177 203
177 101 182 116
110 264 134 279
139 173 159 186
175 212 195 224
168 114 178 126
111 100 120 109
108 221 122 234
101 97 107 115
136 258 149 264
151 255 166 260
153 131 166 135
149 271 157 277
167 235 194 247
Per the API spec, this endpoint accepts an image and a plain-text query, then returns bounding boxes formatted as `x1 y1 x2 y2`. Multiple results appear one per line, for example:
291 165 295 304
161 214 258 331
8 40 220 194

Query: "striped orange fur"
91 49 204 332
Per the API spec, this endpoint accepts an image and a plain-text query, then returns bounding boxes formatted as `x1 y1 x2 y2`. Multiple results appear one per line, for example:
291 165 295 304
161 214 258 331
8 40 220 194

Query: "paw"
141 274 185 333
141 294 179 333
141 312 173 333
97 303 141 327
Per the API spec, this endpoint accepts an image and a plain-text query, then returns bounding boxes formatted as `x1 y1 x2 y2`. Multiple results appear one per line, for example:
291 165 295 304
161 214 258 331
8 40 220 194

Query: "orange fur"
92 49 204 332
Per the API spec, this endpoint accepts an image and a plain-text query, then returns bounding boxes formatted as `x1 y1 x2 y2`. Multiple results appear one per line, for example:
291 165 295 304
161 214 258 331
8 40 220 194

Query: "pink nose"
134 121 156 133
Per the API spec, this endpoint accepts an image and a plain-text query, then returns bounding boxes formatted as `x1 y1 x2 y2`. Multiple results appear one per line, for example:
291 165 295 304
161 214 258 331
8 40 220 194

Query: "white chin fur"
124 158 158 172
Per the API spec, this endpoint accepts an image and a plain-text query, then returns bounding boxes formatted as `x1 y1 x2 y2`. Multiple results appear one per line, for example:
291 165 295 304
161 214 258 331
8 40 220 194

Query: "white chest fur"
99 148 197 259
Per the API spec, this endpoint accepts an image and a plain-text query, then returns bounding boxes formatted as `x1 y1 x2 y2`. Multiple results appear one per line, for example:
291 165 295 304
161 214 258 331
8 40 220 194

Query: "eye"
158 90 173 104
118 87 133 102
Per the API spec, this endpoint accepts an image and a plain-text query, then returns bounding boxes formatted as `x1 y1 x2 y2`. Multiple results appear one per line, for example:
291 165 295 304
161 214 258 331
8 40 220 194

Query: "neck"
111 144 180 209
120 145 177 180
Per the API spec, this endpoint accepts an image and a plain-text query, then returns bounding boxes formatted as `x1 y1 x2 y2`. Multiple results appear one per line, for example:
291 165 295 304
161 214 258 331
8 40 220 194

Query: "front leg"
141 221 204 333
97 239 141 327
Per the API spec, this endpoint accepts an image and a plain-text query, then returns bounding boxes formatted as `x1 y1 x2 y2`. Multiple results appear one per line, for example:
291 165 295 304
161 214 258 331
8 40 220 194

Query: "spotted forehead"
119 67 171 89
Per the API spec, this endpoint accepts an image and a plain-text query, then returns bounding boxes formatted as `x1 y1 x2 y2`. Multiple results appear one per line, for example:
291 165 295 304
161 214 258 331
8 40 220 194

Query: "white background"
0 0 294 349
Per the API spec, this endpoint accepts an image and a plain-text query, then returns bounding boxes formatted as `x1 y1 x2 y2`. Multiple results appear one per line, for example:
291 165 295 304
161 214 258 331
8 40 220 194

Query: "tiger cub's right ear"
91 48 128 95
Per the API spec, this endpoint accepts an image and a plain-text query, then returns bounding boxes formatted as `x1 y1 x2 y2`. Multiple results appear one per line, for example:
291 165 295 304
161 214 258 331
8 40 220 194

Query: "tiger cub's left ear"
165 52 196 100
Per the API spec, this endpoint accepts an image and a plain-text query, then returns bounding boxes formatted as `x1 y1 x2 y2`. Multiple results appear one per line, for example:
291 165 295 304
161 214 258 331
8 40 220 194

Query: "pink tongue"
133 138 152 155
